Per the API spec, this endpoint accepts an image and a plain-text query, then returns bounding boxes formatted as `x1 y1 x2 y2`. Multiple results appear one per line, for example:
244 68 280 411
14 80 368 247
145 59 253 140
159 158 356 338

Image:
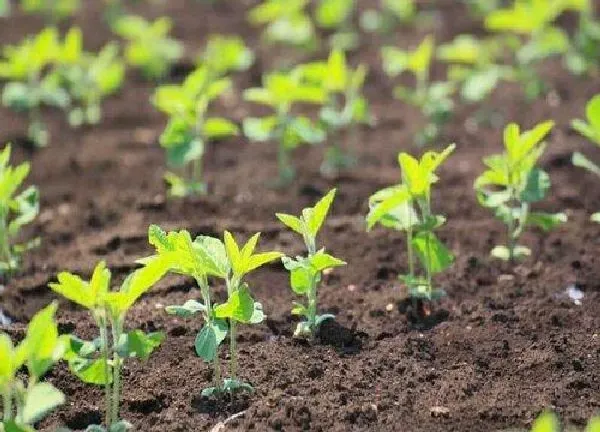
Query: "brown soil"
1 1 600 431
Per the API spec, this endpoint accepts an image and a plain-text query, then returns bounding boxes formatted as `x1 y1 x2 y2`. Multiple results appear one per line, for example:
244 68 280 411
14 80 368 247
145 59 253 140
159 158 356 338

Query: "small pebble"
385 303 394 312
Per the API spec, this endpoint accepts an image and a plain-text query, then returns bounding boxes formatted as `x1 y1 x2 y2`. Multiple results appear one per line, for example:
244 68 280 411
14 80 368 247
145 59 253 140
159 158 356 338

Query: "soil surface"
1 1 600 431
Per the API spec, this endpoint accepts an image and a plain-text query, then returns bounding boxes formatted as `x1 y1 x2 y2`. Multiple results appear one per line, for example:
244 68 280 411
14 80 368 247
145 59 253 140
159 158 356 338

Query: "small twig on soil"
209 410 247 432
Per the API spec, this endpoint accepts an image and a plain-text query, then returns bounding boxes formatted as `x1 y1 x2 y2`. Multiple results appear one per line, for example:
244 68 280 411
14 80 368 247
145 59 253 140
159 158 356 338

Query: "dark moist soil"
1 1 600 431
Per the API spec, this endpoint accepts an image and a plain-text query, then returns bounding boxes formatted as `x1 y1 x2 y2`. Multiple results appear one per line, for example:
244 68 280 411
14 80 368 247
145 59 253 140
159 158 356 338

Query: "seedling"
484 0 577 100
564 2 600 76
51 28 125 127
0 28 69 147
277 189 346 338
529 410 600 432
49 260 166 429
147 225 281 396
247 0 316 49
20 0 80 24
360 0 416 34
198 34 254 78
382 36 455 146
243 72 326 185
571 94 600 222
315 0 358 50
437 34 509 103
153 66 238 196
0 144 39 280
293 49 372 177
1 302 66 432
474 121 567 262
367 144 455 307
114 15 183 81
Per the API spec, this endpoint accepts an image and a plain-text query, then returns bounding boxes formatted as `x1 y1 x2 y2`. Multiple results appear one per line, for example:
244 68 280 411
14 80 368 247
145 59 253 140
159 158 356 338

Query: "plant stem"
198 275 222 390
98 315 112 427
110 318 123 424
226 278 239 381
2 387 13 421
0 207 12 271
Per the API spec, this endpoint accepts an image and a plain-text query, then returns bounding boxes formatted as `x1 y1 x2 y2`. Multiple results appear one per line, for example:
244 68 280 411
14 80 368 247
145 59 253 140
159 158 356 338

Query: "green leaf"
412 232 454 274
366 186 410 230
204 117 239 139
2 421 35 432
242 116 278 142
591 213 600 223
282 257 313 295
125 331 164 360
291 302 308 317
276 213 304 235
490 245 510 261
246 251 283 273
531 411 559 432
165 299 206 318
214 285 255 323
69 357 110 385
526 212 567 231
21 382 65 424
309 250 346 271
193 235 230 278
195 320 228 362
308 189 336 237
586 416 600 432
520 168 550 203
573 152 600 177
250 302 266 324
17 302 63 379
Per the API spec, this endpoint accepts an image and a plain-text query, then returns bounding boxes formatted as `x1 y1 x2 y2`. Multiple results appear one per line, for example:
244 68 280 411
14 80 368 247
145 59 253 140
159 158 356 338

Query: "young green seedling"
315 0 358 50
0 144 39 280
146 225 281 396
360 0 416 34
437 34 509 103
20 0 80 24
153 66 238 197
0 28 69 147
367 144 455 307
247 0 317 49
1 302 66 432
276 189 346 338
382 36 455 146
243 72 326 185
49 260 166 430
529 410 600 432
51 28 125 127
474 121 567 262
571 94 600 222
484 0 581 100
293 49 372 177
564 1 600 76
114 15 183 81
198 34 254 79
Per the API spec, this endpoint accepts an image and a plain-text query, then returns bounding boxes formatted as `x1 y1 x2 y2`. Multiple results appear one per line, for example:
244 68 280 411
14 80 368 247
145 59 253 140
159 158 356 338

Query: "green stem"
110 318 123 425
98 315 112 427
198 275 222 390
226 278 239 381
2 386 13 421
0 206 12 271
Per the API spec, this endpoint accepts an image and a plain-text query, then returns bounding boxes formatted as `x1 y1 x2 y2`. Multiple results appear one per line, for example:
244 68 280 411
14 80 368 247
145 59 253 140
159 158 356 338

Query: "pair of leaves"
50 258 167 319
64 331 163 385
223 231 283 280
572 94 600 145
282 250 346 295
276 189 336 244
244 72 326 110
382 36 434 79
199 34 254 77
